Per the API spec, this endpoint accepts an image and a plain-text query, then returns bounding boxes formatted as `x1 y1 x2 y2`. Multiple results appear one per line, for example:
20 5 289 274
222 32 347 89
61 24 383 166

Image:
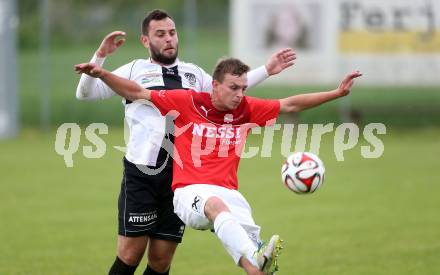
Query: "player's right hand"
337 71 362 96
265 48 296 76
95 31 126 58
74 63 104 78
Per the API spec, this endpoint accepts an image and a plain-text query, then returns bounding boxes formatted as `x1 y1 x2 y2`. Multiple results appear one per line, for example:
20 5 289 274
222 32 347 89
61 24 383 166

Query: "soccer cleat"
253 235 283 274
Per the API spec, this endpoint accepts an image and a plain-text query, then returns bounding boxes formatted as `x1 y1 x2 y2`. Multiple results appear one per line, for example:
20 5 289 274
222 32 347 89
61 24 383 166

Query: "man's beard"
149 43 178 65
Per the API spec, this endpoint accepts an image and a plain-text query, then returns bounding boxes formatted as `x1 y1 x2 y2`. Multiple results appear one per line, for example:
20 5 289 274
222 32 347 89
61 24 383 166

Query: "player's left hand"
337 71 363 96
265 48 296 76
74 63 104 78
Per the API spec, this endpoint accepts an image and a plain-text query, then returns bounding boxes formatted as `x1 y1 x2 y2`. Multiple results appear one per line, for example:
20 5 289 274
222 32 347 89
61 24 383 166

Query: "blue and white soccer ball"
281 152 325 194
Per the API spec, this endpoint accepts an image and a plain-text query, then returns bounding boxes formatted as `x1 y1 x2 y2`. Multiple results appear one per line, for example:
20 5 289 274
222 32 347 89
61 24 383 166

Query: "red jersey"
150 89 280 191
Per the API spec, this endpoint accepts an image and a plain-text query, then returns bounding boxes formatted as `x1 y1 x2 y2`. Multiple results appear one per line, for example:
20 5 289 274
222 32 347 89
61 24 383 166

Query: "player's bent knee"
147 239 177 272
204 196 230 221
147 253 172 273
117 236 148 266
118 252 143 267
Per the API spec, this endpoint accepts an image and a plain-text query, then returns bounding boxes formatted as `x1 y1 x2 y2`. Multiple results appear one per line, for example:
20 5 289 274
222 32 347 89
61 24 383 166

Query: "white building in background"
231 0 440 86
0 0 19 138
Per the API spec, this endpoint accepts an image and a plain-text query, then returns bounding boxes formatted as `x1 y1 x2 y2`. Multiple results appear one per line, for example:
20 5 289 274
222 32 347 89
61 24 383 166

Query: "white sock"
213 211 257 265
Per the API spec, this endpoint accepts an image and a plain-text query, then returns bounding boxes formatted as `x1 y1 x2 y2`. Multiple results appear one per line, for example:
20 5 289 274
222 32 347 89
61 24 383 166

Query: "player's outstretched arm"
95 31 126 58
75 31 127 100
74 63 151 101
247 48 296 88
279 71 362 113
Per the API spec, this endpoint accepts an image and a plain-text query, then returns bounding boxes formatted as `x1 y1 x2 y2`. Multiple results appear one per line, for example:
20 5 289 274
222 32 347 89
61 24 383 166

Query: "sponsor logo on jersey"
200 105 211 117
158 90 167 97
165 68 175 75
178 225 185 234
141 76 164 86
224 114 233 123
128 211 158 225
184 72 197 87
191 195 203 213
192 123 242 139
144 67 162 74
141 77 154 84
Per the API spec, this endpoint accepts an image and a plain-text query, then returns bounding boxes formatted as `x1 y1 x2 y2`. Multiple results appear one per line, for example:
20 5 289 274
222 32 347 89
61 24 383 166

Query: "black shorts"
118 157 185 242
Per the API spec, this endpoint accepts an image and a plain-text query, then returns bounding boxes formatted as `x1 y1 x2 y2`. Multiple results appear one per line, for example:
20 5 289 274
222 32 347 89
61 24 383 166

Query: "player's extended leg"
239 258 265 275
204 196 262 274
205 196 283 275
108 235 148 275
144 238 178 274
173 185 276 273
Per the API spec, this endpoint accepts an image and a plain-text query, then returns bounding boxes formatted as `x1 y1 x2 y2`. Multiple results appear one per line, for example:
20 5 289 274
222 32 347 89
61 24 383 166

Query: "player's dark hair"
213 58 250 83
142 9 173 35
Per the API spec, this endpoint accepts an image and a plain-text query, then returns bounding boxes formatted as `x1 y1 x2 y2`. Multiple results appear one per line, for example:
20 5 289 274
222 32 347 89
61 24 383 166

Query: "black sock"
143 265 170 275
108 256 138 275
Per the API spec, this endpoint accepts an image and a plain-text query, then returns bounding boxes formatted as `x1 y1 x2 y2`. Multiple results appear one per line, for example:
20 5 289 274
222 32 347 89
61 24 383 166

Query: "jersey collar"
148 57 179 68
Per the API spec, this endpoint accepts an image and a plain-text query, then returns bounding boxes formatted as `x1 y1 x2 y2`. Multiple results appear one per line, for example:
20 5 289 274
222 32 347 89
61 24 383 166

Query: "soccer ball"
281 152 325 194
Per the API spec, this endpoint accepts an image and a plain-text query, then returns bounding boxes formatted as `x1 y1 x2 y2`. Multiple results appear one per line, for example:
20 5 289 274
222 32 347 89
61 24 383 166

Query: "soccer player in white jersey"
75 57 362 274
75 9 296 275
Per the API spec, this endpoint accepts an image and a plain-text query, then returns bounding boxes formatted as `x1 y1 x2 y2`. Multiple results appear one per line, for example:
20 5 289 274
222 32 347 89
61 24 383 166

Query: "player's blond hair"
212 58 250 83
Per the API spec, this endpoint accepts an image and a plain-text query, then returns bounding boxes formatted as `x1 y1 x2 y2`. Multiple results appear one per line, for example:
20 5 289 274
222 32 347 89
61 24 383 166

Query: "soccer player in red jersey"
76 9 295 275
75 58 361 274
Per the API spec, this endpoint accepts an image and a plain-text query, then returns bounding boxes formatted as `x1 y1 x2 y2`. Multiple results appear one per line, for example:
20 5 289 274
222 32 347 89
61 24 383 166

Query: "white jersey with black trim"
75 55 269 166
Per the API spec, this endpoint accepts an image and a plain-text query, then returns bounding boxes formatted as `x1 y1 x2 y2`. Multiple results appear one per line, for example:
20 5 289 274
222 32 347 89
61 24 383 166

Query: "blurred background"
2 0 440 131
1 0 439 274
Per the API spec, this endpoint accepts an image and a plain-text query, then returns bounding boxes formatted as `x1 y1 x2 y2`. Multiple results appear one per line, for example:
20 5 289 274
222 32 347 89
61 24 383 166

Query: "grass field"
1 126 439 275
4 29 440 274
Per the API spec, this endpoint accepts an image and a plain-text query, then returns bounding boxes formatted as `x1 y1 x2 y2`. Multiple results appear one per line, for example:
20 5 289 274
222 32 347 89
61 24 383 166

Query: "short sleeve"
150 89 190 116
246 97 280 126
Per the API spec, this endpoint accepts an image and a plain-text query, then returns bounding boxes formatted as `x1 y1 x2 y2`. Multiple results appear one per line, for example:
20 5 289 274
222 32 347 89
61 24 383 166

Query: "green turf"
1 127 439 274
